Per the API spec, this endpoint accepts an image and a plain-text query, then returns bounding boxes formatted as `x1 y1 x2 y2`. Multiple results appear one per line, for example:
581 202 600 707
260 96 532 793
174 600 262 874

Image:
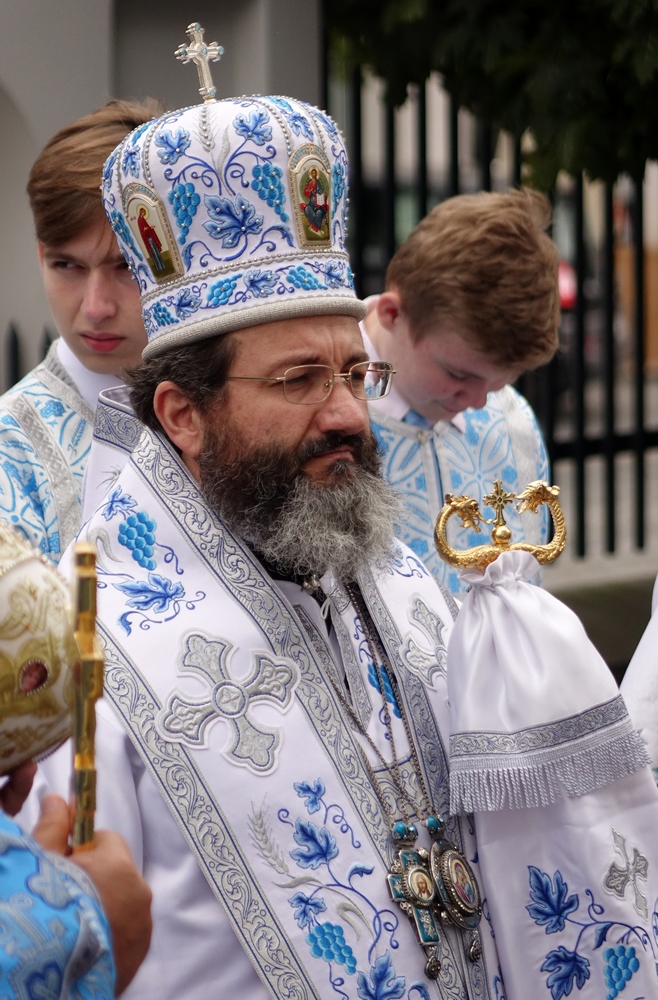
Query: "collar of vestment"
55 338 124 414
67 424 495 1000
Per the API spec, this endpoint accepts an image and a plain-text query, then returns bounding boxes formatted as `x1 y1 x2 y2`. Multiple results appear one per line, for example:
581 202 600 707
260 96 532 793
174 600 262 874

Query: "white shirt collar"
360 320 466 433
55 338 125 414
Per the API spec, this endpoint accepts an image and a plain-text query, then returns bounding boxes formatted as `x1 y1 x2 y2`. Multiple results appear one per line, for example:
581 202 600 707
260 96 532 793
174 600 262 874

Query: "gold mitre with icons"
0 524 78 774
434 479 566 569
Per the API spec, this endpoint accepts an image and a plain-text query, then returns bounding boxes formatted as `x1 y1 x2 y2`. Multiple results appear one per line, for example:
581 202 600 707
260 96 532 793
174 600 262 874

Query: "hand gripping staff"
71 543 104 851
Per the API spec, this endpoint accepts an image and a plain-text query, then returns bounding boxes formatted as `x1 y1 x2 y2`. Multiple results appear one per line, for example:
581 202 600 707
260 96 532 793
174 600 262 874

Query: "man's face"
188 315 401 581
218 314 371 480
375 303 524 424
38 216 146 376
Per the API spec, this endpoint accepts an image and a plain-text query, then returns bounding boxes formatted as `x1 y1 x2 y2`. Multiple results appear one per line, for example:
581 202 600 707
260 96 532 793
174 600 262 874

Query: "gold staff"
72 543 104 851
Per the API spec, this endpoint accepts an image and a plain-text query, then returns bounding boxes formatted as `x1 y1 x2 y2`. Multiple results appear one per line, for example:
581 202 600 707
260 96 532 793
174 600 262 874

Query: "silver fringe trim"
449 697 651 814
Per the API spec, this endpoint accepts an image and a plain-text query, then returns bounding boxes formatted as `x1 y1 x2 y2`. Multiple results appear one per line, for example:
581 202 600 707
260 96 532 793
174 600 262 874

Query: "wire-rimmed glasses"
227 361 395 405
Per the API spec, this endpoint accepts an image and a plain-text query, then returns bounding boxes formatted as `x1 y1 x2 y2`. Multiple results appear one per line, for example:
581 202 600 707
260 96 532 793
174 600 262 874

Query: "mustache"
297 432 368 467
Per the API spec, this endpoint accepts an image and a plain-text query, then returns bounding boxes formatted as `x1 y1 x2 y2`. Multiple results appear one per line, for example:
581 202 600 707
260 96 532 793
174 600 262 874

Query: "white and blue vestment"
0 340 122 562
21 418 658 1000
363 330 550 596
0 808 114 998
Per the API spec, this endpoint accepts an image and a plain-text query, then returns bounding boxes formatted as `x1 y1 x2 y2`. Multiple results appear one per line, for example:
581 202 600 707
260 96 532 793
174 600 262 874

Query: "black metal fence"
330 68 658 558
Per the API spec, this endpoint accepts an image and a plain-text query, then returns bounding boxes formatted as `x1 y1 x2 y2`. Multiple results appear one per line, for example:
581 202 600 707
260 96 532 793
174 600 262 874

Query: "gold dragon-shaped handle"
433 479 566 571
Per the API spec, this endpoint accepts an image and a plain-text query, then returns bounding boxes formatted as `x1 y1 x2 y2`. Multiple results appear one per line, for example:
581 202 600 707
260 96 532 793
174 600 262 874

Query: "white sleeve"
16 698 146 872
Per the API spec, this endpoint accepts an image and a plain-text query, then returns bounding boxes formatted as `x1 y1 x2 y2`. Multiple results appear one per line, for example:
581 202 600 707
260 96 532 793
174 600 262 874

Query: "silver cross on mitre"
175 22 224 102
603 828 649 918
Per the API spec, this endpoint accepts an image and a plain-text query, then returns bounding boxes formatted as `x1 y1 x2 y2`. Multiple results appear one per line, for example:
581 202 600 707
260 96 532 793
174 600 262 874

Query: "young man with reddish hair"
0 100 161 561
363 188 560 593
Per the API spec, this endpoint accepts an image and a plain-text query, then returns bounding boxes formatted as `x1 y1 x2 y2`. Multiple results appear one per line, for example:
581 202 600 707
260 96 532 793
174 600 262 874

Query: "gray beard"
197 426 402 584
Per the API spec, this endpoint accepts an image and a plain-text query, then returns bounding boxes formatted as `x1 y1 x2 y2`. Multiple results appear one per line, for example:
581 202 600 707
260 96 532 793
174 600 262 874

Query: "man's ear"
153 382 206 461
376 290 404 332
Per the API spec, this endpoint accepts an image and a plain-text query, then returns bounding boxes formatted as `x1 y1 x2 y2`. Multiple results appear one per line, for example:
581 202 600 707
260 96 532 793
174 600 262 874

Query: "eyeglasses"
227 361 395 405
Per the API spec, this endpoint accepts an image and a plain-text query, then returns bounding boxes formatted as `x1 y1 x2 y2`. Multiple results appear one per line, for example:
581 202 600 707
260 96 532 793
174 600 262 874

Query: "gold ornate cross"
175 22 224 103
483 481 515 522
483 480 516 546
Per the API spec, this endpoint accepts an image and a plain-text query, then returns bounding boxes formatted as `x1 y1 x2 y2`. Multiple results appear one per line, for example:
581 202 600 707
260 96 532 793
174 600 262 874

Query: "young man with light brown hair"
0 99 161 561
363 188 560 593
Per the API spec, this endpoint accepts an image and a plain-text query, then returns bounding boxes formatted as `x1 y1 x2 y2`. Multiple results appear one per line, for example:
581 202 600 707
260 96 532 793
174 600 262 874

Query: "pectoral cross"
175 22 224 102
483 480 516 546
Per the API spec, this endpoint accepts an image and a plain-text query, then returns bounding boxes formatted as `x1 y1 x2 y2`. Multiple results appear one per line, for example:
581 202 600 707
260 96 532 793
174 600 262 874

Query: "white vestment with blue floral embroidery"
363 331 550 597
0 342 121 562
24 424 658 1000
370 387 549 598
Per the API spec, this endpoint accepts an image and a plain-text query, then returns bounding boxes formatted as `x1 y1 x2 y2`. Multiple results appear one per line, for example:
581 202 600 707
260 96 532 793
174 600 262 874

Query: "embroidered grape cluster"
152 302 177 327
207 275 241 307
168 182 201 244
118 512 157 571
251 163 288 222
286 266 325 291
603 944 640 998
306 922 356 974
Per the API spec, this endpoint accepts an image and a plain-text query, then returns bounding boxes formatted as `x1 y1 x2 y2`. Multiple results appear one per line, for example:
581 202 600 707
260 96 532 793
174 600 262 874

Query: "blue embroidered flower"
206 275 241 307
118 511 157 570
131 121 152 145
40 400 65 419
263 99 313 139
203 194 263 248
152 302 178 328
121 145 140 178
332 162 345 213
603 944 640 999
233 109 272 145
294 779 325 814
109 211 143 261
367 661 402 719
323 261 345 288
155 128 191 164
269 97 294 113
102 486 137 522
308 106 339 139
114 573 184 613
286 266 326 291
540 947 590 1000
408 537 429 558
290 820 338 869
102 151 117 190
168 182 201 244
288 112 314 140
306 922 356 973
173 288 202 319
289 892 326 929
527 868 579 934
244 269 278 298
357 952 405 1000
251 163 288 221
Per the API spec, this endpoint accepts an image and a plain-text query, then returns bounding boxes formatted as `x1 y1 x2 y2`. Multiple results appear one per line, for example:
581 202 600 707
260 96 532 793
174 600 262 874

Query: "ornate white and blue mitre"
102 48 364 358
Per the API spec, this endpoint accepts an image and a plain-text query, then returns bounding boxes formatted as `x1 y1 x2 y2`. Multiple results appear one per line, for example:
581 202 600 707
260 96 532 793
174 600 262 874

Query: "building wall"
0 1 112 383
0 0 321 387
